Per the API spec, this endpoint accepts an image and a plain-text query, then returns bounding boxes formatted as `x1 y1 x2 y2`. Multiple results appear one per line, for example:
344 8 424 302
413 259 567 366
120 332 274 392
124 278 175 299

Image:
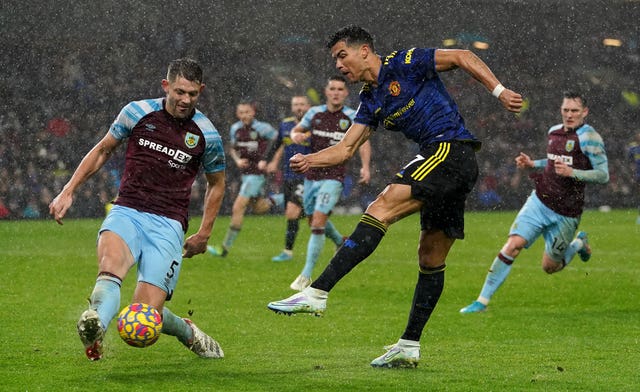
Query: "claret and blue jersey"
354 47 479 150
108 98 225 230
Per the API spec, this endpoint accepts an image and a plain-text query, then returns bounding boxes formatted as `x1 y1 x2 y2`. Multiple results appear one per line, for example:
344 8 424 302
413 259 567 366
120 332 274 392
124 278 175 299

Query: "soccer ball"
117 303 163 348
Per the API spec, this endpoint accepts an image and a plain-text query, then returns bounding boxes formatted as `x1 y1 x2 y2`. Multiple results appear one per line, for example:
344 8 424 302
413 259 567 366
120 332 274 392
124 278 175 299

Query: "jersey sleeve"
229 122 240 145
299 106 323 130
343 106 356 121
573 125 609 184
109 99 162 140
403 47 437 80
354 98 378 127
255 120 277 140
201 128 226 174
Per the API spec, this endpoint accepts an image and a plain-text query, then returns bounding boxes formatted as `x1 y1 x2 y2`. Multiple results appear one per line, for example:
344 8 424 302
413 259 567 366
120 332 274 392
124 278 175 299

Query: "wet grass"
1 209 638 391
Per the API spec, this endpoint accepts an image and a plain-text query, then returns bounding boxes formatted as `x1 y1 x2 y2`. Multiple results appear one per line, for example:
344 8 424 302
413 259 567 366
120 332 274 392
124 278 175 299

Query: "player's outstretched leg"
77 274 121 360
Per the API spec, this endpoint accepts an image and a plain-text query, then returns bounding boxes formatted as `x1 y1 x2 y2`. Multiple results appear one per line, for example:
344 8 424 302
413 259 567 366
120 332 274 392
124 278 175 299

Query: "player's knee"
542 259 562 274
501 239 525 258
417 251 447 270
252 198 271 214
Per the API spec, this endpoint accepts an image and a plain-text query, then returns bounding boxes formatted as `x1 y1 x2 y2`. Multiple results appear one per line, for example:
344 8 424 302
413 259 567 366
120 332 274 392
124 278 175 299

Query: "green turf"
1 210 639 391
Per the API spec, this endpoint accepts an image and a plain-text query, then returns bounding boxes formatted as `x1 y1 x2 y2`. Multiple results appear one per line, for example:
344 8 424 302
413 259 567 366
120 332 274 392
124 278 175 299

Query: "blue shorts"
509 191 580 262
100 205 184 298
303 179 344 216
239 174 266 198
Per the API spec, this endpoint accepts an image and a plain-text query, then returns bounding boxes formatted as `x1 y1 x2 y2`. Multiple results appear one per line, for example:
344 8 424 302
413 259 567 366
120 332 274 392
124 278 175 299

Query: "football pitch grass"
2 209 639 391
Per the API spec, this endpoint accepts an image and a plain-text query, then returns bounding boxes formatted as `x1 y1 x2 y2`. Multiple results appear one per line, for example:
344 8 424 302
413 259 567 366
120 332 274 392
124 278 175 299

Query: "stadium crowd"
1 25 638 220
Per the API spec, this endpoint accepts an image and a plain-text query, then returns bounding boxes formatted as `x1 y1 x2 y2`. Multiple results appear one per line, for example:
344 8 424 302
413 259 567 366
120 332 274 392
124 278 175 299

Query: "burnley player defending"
267 25 523 368
49 59 226 360
460 91 609 314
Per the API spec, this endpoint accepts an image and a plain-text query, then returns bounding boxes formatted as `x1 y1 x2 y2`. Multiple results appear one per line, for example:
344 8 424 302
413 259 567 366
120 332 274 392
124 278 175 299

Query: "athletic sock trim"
97 271 123 286
359 213 387 234
419 264 446 274
497 252 514 265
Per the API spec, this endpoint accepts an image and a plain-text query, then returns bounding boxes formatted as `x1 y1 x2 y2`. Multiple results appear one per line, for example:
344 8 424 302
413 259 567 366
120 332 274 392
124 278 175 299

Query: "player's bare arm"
49 133 121 225
265 145 284 173
290 123 372 173
358 140 372 184
434 49 523 113
184 170 226 258
515 152 534 169
290 123 310 144
553 159 574 177
229 147 248 169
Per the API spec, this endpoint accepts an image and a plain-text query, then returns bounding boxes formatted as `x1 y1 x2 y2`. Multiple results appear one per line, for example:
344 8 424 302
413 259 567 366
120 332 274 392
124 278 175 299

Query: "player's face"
236 104 256 125
330 41 365 83
162 76 204 119
560 98 588 129
290 96 310 120
325 80 348 108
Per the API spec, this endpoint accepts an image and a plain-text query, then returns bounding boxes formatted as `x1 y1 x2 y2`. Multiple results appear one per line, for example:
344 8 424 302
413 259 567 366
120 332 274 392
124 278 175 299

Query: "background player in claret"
287 75 371 291
49 58 226 360
208 100 278 257
267 25 523 368
460 91 609 314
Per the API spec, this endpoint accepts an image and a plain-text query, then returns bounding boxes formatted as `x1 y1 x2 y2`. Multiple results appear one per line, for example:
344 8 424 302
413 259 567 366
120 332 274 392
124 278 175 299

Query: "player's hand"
553 159 573 177
265 160 278 174
499 89 523 113
257 160 267 171
183 233 209 258
49 191 73 225
289 153 310 173
235 158 249 169
515 152 533 169
291 131 310 144
359 166 371 184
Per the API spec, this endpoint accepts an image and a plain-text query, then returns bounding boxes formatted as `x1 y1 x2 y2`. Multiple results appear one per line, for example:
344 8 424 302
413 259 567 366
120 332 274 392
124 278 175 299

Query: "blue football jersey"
354 47 479 150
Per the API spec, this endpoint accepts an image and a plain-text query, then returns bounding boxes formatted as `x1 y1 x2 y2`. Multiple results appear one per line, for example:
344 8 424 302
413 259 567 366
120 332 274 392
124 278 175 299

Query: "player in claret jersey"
460 91 609 314
207 100 279 258
49 58 226 360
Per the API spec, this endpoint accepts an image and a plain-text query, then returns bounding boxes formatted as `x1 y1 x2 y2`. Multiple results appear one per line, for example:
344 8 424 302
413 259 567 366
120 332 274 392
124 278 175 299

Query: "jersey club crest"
565 140 575 152
185 132 199 149
389 81 401 96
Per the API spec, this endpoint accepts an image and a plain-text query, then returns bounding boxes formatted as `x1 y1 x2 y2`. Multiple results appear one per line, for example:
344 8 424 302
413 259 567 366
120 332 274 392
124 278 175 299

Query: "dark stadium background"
1 0 638 218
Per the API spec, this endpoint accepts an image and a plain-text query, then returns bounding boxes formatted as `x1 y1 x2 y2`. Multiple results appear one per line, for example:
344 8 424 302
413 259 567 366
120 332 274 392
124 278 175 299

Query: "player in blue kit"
460 91 609 314
267 25 523 368
49 59 226 360
264 95 314 262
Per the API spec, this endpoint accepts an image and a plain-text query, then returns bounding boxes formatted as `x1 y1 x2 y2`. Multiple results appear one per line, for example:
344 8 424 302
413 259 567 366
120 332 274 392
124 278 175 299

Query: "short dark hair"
326 25 375 52
328 75 348 85
167 58 203 84
563 91 587 107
